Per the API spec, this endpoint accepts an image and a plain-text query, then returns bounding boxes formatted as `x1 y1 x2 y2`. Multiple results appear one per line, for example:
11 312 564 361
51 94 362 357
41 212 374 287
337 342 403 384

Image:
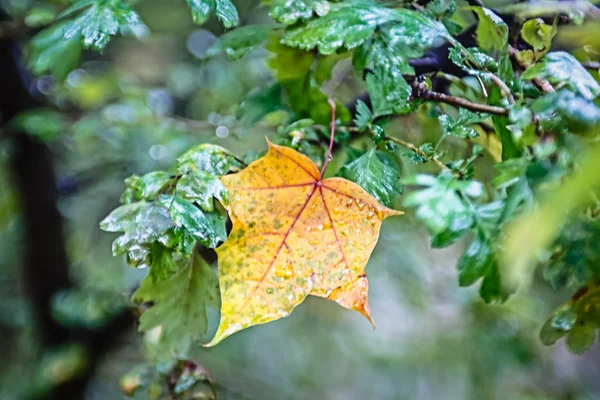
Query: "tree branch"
508 45 555 93
408 79 510 116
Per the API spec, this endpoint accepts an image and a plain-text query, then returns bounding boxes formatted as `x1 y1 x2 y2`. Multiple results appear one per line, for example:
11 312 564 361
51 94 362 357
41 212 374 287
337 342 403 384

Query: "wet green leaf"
523 52 600 100
60 0 147 52
521 18 556 53
177 144 243 176
28 22 82 79
468 7 508 57
186 0 239 28
175 170 228 212
439 108 488 139
269 0 331 25
281 4 448 55
354 100 372 131
338 148 403 207
132 253 220 358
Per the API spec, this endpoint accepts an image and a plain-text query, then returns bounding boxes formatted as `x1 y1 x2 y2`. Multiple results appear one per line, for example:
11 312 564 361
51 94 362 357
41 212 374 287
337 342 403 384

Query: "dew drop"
317 224 323 231
266 287 274 294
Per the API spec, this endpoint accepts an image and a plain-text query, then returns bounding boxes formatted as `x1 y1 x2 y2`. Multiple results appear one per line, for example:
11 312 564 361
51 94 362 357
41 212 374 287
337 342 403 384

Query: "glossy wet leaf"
60 0 147 52
469 7 508 57
338 148 403 207
120 171 176 204
206 140 401 346
177 144 244 176
440 108 489 139
281 4 447 55
132 253 220 358
540 283 600 354
157 195 226 249
175 170 228 212
28 22 82 79
186 0 239 28
269 0 331 25
353 100 372 131
523 52 600 100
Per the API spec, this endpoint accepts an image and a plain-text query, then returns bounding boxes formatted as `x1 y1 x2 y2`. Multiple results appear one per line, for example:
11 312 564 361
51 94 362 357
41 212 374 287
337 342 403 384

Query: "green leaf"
132 253 220 358
281 4 448 55
338 148 403 207
28 22 82 79
177 144 243 176
403 172 481 239
479 261 511 304
186 0 239 28
61 0 147 52
540 282 600 354
439 108 488 139
468 7 508 57
448 47 498 76
266 37 350 124
531 89 600 132
367 63 412 117
523 52 600 100
353 100 372 131
10 109 68 141
458 235 493 286
119 171 176 204
205 25 272 60
175 170 228 212
521 18 556 53
269 0 331 25
158 196 226 249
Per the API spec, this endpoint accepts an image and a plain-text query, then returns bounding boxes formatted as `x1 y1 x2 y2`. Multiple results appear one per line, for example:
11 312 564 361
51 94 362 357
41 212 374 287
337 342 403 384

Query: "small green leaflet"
269 0 331 25
120 171 176 205
338 148 403 207
439 109 489 139
403 173 512 303
205 25 272 61
28 22 82 79
281 4 448 55
177 144 244 176
59 0 147 52
540 283 600 354
531 89 600 132
353 100 372 131
468 7 508 58
132 253 220 358
521 18 556 53
175 170 228 212
523 52 600 100
186 0 239 28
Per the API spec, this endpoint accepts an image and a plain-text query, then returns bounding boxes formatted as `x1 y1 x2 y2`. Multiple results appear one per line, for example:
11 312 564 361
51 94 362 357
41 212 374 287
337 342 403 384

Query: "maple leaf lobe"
206 140 401 346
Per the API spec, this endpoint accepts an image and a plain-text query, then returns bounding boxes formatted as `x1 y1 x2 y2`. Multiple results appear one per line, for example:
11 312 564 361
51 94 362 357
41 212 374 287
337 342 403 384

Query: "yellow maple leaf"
206 140 402 346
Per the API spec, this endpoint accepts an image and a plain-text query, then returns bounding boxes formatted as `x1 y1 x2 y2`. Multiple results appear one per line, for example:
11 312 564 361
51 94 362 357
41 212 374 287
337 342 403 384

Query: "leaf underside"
207 140 401 346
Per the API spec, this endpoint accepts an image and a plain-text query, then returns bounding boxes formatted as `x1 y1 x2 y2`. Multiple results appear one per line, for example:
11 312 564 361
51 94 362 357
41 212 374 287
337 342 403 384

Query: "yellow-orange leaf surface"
206 140 402 346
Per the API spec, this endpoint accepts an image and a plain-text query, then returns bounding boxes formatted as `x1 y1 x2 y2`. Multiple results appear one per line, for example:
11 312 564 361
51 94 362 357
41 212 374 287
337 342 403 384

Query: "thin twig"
487 73 515 104
350 127 451 171
583 61 600 70
386 135 452 171
508 45 555 93
320 98 336 178
409 79 510 116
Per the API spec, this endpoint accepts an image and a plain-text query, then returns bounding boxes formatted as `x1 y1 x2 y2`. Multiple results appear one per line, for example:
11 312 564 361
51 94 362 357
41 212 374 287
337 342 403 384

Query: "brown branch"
508 45 555 93
408 79 510 116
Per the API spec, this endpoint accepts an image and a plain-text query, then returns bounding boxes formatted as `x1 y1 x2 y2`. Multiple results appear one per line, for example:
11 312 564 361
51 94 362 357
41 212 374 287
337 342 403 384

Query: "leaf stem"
320 98 336 178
